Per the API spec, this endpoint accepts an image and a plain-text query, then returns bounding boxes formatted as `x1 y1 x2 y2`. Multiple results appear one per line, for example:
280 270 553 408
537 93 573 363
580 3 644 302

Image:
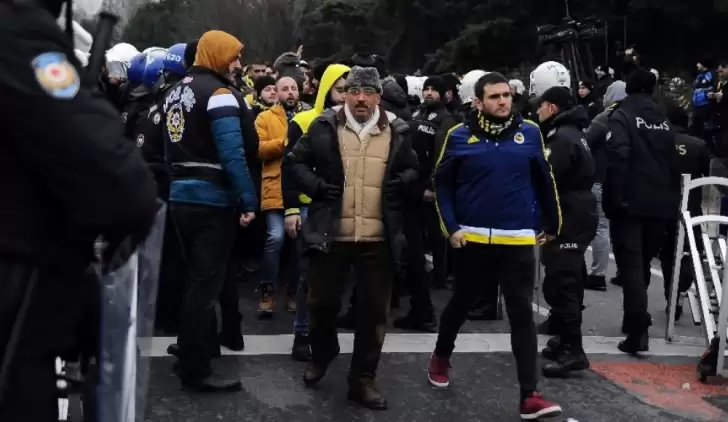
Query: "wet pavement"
144 251 728 421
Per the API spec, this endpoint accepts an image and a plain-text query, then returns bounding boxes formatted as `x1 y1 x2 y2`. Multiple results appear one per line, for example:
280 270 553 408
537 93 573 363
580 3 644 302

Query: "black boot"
585 274 607 292
393 311 437 332
542 347 590 378
219 331 245 351
291 334 312 362
618 332 649 355
467 300 499 321
541 336 561 361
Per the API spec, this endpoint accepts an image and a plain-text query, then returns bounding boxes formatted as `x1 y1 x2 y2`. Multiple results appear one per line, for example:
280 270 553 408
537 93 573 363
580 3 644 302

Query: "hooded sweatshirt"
282 63 350 214
585 81 628 184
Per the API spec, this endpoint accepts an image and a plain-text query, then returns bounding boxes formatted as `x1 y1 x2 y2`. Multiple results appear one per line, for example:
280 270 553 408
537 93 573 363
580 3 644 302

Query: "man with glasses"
283 66 418 410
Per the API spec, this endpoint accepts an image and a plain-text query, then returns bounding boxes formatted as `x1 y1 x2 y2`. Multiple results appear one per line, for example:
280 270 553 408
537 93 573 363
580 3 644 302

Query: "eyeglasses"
347 87 378 95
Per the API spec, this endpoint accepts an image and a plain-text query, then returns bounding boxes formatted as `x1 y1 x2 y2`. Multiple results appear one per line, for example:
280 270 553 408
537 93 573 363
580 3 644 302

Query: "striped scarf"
475 111 515 137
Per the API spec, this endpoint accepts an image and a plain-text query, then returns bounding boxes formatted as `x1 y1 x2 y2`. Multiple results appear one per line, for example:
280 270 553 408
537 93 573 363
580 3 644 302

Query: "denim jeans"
260 210 286 287
293 207 309 336
589 183 610 277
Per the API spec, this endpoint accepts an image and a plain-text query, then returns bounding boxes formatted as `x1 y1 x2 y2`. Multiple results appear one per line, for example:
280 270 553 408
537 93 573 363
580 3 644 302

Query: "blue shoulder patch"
31 52 80 99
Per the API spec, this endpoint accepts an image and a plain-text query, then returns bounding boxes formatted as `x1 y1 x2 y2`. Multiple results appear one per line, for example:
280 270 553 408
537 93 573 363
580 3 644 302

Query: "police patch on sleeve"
153 113 161 125
31 52 80 99
136 134 145 147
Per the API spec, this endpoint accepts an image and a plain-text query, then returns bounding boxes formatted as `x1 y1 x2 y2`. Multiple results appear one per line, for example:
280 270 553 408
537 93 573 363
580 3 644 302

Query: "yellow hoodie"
290 63 350 135
283 63 350 214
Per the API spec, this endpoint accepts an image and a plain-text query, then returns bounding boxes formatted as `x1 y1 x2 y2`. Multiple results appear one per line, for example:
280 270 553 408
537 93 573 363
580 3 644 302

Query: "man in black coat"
533 87 598 378
283 66 418 410
604 69 681 355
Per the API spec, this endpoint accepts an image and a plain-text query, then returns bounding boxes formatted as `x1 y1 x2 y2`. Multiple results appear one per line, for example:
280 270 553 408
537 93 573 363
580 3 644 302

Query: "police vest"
163 67 237 187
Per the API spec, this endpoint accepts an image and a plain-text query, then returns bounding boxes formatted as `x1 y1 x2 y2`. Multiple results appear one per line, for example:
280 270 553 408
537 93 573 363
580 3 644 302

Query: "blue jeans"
293 207 309 336
260 210 286 287
589 183 610 277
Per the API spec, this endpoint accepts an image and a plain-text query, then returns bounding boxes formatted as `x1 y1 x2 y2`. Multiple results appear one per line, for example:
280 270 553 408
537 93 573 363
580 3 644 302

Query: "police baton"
85 12 119 88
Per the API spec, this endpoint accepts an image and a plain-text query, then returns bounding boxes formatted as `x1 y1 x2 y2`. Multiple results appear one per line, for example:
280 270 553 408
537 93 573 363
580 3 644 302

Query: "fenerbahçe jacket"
434 114 561 245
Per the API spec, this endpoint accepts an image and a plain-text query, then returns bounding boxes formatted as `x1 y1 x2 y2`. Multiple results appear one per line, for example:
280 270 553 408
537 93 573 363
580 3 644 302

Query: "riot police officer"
534 87 597 378
0 1 159 421
603 69 681 355
395 76 456 331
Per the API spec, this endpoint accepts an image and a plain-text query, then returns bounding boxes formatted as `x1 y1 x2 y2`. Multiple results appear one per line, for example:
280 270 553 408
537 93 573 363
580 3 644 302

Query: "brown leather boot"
347 379 388 410
302 362 328 387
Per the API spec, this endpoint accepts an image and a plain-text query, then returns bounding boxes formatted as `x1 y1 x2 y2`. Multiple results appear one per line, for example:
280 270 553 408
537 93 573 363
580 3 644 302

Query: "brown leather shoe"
302 362 328 387
347 382 388 410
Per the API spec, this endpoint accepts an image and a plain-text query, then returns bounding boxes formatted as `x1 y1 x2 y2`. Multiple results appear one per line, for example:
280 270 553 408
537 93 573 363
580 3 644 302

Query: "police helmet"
529 61 570 97
142 49 167 89
163 43 187 76
127 53 148 85
459 70 488 104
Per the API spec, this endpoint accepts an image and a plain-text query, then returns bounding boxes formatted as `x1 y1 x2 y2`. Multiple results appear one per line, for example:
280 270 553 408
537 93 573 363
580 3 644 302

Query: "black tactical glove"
318 181 342 200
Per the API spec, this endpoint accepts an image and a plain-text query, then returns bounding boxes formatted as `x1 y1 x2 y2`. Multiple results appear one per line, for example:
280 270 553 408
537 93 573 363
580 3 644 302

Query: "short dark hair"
666 104 689 128
473 72 510 101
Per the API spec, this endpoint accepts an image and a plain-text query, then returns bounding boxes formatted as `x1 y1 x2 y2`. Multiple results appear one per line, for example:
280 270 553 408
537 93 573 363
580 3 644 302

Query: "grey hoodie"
603 80 627 108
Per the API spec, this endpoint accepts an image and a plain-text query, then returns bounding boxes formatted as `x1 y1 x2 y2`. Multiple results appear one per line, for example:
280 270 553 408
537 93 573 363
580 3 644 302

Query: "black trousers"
610 217 667 335
541 242 588 348
155 205 185 334
659 217 701 301
171 203 237 381
435 243 538 393
403 203 434 315
308 242 394 384
0 262 99 422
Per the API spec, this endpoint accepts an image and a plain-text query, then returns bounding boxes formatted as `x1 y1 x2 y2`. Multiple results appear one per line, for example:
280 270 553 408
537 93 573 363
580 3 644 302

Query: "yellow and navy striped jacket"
434 115 561 245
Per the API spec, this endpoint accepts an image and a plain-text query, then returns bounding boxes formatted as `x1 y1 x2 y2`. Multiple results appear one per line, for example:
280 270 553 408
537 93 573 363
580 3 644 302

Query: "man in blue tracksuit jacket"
162 30 257 392
426 72 563 420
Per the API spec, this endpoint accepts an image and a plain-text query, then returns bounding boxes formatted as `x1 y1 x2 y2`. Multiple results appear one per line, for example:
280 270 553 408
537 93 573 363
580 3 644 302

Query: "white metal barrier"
665 174 728 378
682 212 728 377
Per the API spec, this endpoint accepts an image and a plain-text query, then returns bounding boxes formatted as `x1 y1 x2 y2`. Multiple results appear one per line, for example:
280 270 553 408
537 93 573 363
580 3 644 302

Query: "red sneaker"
427 352 451 387
519 392 562 420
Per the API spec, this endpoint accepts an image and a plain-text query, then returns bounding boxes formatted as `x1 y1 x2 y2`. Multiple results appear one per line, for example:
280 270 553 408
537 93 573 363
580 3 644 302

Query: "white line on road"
144 333 706 358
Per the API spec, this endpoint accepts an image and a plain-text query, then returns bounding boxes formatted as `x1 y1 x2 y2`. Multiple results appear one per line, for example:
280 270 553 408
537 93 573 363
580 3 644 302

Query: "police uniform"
658 129 712 313
0 3 158 421
604 88 681 352
537 104 597 377
397 104 455 327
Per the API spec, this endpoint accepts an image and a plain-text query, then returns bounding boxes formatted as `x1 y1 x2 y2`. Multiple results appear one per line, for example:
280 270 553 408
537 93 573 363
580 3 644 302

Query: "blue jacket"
434 114 561 245
693 71 714 108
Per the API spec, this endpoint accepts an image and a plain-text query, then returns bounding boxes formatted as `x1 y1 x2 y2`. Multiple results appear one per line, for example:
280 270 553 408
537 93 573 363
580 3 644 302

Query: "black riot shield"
98 202 166 422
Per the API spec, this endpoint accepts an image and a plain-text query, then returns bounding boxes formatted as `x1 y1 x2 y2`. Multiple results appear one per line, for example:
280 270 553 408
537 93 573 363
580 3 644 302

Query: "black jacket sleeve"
603 109 632 217
1 12 159 241
282 121 304 212
284 126 325 200
585 112 610 151
432 115 457 188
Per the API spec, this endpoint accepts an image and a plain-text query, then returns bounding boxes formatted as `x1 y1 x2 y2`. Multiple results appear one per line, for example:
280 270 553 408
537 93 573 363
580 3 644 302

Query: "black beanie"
440 73 461 92
626 68 657 95
423 76 447 99
390 73 408 94
539 86 574 110
184 39 199 70
254 75 276 97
